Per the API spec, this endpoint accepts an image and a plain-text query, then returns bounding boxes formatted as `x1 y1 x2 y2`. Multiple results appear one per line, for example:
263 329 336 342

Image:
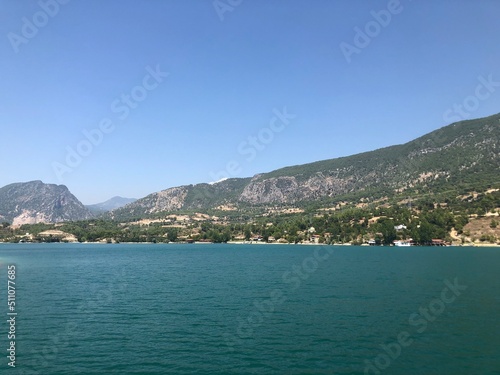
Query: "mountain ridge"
1 113 498 225
108 113 500 220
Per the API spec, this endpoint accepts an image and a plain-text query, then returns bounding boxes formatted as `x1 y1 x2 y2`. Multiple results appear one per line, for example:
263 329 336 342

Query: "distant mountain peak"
86 196 137 214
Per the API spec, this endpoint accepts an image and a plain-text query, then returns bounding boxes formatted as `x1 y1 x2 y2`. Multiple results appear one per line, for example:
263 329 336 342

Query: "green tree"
416 220 434 244
244 228 252 241
378 219 397 245
167 229 178 242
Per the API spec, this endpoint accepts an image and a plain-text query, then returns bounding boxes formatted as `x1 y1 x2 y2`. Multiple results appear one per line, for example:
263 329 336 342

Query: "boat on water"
393 240 414 247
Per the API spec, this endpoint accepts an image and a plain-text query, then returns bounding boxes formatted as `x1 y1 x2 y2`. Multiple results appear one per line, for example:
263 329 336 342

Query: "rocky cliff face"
239 176 299 204
0 181 93 225
238 174 359 204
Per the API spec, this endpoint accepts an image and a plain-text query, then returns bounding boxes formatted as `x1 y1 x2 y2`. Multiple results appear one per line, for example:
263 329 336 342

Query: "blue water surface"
0 243 499 374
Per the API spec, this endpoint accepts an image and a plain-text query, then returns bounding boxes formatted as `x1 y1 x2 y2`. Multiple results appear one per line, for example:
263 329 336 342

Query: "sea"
0 243 499 375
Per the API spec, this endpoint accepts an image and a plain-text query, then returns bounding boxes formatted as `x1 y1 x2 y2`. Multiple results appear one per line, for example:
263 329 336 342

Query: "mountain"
107 178 251 220
86 196 137 214
0 180 93 225
108 113 500 220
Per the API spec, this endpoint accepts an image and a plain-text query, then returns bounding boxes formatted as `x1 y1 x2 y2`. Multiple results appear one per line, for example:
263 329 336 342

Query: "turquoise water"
0 244 499 374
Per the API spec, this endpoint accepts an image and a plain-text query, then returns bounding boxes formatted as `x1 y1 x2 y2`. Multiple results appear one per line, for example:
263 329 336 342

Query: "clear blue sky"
1 0 500 204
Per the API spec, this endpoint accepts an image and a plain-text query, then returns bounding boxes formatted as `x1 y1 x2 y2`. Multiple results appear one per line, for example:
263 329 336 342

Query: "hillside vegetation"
1 113 499 245
107 113 499 220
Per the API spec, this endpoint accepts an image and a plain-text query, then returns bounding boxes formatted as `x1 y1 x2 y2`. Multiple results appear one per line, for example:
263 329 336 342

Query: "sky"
1 0 500 205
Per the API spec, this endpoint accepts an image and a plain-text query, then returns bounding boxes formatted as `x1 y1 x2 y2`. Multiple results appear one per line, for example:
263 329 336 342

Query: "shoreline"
1 241 499 247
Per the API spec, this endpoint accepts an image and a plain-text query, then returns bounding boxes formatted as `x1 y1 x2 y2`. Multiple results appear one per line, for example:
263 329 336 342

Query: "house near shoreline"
430 239 448 246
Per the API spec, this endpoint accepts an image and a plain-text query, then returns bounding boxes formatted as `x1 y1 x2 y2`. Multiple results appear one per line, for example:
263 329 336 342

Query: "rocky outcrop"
239 176 299 204
108 186 189 219
238 174 358 204
0 180 93 225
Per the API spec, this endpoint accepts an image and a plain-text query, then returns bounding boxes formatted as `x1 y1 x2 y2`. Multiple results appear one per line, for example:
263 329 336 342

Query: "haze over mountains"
86 197 138 214
1 113 499 225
